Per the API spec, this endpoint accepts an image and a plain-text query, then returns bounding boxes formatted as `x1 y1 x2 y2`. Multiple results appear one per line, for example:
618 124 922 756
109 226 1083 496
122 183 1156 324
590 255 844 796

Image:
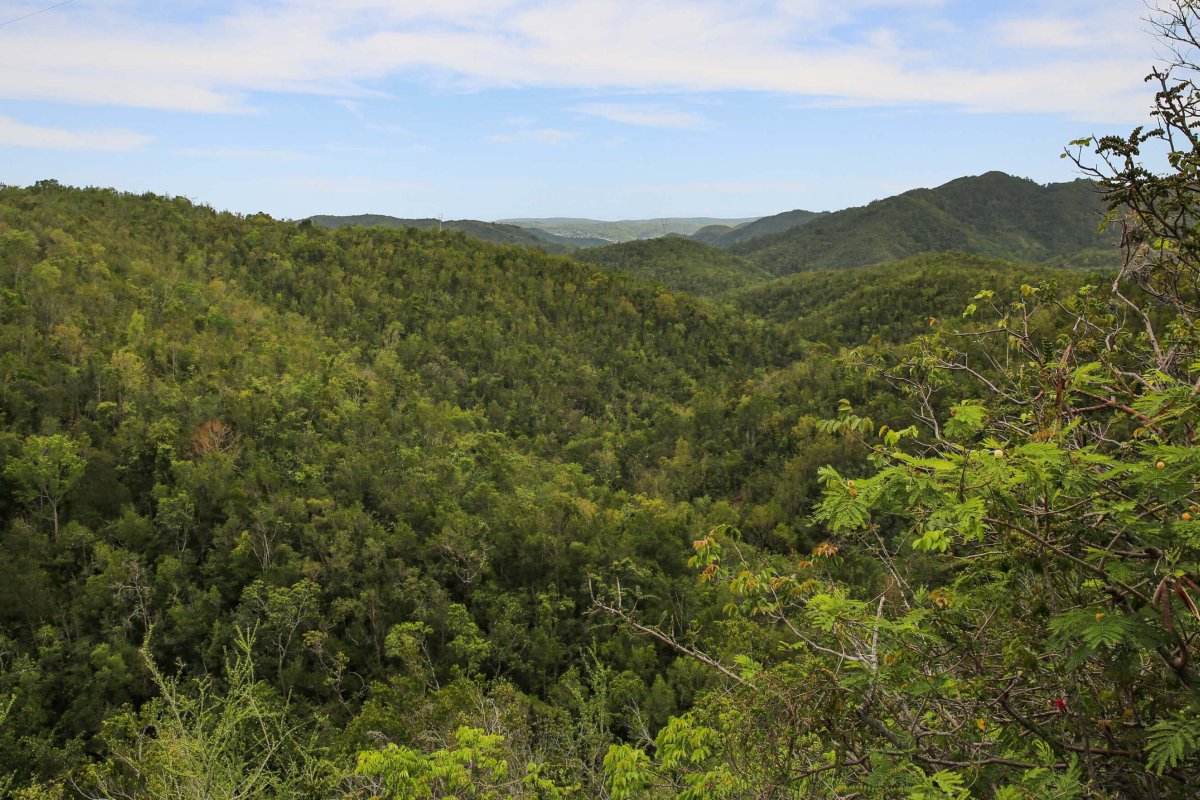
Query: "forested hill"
0 181 919 792
692 208 825 248
733 171 1116 274
11 179 1183 800
727 251 1081 345
573 236 772 295
306 213 606 251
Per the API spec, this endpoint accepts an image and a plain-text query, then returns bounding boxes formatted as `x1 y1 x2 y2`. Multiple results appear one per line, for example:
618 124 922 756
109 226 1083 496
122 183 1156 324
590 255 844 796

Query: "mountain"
499 216 761 243
573 237 773 295
733 172 1117 274
693 208 826 248
305 213 604 251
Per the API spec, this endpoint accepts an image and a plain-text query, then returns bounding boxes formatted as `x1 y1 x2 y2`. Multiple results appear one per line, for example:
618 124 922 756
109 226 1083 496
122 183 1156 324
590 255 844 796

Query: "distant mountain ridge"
307 172 1117 281
732 172 1116 274
499 216 761 243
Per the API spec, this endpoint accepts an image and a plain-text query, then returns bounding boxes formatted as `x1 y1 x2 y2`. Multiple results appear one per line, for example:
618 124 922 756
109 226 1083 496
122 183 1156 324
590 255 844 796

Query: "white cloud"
992 14 1144 51
0 116 151 150
488 128 579 145
574 103 706 128
0 0 1160 122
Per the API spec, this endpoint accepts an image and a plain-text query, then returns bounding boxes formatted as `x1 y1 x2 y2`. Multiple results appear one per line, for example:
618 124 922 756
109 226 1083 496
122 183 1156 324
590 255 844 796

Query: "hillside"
733 172 1117 274
0 182 909 791
306 213 604 251
499 215 760 243
2 177 1192 800
727 251 1081 345
573 236 773 295
694 207 825 248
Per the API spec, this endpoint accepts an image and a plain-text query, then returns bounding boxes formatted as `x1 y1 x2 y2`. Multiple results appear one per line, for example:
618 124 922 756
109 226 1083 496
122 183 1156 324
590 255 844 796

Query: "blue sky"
0 0 1164 220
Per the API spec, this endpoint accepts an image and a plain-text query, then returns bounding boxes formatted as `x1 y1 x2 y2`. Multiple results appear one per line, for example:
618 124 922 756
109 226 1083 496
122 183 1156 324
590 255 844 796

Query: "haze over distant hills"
498 216 761 243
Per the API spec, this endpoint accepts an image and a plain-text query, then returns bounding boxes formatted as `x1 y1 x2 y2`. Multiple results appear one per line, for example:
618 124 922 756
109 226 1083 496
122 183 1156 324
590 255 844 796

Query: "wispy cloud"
488 128 578 145
0 0 1157 122
0 116 151 150
174 147 309 159
574 103 706 128
337 99 408 134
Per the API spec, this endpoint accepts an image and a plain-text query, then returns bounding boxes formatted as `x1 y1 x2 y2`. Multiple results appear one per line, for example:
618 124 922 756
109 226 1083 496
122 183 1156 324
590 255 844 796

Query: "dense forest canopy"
2 3 1200 798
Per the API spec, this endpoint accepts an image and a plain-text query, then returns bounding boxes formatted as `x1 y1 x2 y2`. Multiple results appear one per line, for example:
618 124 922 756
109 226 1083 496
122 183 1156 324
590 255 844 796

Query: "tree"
3 433 85 539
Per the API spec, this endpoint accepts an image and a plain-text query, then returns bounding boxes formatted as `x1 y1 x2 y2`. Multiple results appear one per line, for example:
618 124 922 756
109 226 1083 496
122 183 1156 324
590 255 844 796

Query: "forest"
1 5 1200 800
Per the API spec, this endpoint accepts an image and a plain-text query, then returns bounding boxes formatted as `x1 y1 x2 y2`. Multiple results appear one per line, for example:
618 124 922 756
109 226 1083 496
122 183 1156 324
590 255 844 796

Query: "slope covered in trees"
735 172 1117 274
573 237 773 295
728 252 1077 344
0 180 921 796
692 207 825 248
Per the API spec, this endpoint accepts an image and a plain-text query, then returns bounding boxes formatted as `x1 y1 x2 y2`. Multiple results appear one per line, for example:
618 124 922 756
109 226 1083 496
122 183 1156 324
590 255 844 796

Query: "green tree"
3 433 85 538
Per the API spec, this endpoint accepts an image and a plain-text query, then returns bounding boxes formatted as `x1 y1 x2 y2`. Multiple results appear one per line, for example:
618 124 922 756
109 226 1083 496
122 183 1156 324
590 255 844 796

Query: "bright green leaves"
355 726 530 800
905 769 971 800
604 715 748 800
603 743 652 800
813 466 872 534
804 587 868 633
816 398 875 437
912 528 952 553
1048 608 1150 654
944 401 986 440
355 726 574 799
1146 710 1200 775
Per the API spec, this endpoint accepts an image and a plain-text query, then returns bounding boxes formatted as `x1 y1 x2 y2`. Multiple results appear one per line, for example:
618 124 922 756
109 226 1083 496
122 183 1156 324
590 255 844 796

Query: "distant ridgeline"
311 172 1114 297
725 171 1117 274
304 213 608 252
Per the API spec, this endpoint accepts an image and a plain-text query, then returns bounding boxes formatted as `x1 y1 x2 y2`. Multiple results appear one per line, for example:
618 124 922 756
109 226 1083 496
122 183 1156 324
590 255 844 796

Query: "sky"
0 0 1169 220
